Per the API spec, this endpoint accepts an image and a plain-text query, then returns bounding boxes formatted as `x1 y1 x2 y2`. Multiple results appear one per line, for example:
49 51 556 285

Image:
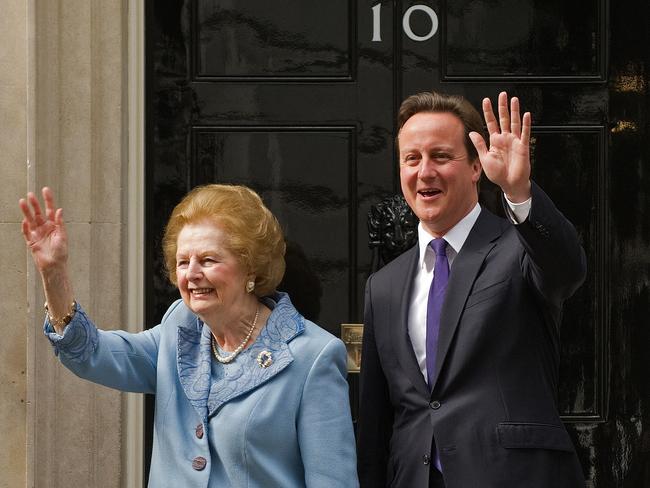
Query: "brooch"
257 350 273 368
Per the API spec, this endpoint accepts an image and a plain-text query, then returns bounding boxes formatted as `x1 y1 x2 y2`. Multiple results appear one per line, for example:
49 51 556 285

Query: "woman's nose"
186 259 202 279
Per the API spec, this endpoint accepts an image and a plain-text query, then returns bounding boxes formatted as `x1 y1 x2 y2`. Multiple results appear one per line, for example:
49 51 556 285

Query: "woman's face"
175 220 250 323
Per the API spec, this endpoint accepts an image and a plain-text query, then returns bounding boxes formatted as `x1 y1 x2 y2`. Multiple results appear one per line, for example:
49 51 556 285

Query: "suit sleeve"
510 181 587 305
357 275 394 488
43 301 178 394
297 337 359 488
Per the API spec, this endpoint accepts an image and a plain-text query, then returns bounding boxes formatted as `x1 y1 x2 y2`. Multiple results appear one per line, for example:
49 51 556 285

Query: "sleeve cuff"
504 194 532 224
44 303 98 362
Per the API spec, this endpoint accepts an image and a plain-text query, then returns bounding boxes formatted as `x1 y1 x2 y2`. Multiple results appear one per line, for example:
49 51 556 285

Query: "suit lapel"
389 246 431 397
431 209 506 389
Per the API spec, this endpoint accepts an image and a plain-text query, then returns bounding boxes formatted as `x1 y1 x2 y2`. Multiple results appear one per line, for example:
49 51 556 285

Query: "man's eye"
403 154 420 166
433 153 451 161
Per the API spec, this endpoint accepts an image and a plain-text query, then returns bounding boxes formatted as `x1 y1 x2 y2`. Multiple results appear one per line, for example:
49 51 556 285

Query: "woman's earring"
246 281 255 293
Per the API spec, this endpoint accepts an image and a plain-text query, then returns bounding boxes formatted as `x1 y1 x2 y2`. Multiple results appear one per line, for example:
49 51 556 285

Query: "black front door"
146 1 650 486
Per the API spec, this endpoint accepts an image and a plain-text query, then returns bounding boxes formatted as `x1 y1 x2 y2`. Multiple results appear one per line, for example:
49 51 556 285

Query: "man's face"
399 111 482 237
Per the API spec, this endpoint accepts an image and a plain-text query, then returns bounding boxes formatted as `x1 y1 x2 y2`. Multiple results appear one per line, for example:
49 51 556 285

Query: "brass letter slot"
340 323 363 373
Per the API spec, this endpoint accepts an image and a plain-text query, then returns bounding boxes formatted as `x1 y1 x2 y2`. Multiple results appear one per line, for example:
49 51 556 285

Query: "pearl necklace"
211 304 260 364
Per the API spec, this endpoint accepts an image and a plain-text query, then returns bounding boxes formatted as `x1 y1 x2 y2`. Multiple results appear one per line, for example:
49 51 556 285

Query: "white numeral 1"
371 3 382 42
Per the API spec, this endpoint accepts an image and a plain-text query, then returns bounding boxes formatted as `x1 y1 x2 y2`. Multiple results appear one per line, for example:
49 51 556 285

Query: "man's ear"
471 158 482 183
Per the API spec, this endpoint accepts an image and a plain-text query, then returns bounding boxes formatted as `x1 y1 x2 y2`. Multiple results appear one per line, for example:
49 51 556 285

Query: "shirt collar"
417 203 482 266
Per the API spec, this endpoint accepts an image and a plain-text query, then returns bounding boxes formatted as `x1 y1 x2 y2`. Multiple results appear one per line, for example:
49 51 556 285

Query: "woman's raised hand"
19 187 69 273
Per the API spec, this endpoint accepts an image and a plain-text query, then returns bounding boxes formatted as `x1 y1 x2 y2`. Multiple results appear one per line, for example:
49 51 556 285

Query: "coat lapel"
430 209 506 389
205 293 303 417
389 246 431 398
176 293 304 422
177 317 212 422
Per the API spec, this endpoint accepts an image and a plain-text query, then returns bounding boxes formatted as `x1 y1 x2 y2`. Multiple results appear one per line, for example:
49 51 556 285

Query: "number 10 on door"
371 3 439 42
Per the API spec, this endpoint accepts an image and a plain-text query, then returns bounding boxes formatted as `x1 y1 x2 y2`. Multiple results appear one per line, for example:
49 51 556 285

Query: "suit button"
423 454 431 465
195 423 204 439
429 400 441 410
192 456 207 471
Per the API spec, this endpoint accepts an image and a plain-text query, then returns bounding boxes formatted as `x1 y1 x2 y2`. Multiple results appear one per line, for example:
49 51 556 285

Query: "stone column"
1 0 135 486
0 1 29 486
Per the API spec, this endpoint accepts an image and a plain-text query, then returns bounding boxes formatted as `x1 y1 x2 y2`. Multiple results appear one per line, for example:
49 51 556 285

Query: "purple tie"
426 238 449 474
426 239 449 389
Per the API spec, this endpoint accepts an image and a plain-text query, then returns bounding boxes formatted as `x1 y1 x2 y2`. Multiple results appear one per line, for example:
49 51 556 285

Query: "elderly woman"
19 184 359 488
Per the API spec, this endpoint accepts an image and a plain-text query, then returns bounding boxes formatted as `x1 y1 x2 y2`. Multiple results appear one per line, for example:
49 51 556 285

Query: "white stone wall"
1 1 131 486
0 2 28 486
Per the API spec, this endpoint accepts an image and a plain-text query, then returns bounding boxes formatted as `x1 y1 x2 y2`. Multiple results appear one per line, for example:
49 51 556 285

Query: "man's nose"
418 157 437 179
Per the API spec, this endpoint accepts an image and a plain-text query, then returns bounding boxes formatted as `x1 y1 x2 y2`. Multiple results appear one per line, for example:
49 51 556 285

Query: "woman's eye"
177 261 188 269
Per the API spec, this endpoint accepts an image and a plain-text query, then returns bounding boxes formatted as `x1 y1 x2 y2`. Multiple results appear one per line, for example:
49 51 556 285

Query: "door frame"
125 0 146 486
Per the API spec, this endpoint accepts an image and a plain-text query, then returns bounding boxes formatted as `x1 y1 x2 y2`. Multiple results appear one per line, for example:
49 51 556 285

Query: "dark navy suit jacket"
357 182 587 488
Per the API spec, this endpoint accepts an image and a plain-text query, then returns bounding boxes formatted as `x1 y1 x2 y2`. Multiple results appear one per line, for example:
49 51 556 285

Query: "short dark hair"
397 91 487 160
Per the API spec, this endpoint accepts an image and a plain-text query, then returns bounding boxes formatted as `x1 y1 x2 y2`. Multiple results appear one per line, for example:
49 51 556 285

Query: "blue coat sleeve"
297 337 359 488
44 302 179 394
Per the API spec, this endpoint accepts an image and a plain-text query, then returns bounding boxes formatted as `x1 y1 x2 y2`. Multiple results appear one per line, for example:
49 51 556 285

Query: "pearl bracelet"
44 300 77 330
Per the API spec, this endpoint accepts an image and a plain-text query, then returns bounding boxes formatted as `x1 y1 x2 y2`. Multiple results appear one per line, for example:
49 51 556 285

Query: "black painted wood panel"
442 0 605 80
531 128 606 421
193 1 353 79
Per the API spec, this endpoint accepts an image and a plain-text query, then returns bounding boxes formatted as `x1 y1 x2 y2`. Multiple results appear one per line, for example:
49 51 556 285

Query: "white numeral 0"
372 3 439 42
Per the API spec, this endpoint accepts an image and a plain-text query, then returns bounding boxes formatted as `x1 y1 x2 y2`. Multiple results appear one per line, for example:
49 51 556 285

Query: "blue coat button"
192 456 207 471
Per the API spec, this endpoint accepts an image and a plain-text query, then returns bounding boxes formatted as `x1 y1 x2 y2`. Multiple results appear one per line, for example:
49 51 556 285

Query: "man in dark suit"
357 91 587 488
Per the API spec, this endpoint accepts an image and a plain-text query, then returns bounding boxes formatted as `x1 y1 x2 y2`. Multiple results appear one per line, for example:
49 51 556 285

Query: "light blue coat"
46 292 359 488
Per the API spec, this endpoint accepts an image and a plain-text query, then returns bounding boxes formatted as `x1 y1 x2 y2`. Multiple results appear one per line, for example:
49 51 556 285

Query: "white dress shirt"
407 196 531 381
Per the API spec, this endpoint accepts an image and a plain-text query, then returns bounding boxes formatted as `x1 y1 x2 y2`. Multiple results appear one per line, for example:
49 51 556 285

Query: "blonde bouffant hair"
162 184 286 297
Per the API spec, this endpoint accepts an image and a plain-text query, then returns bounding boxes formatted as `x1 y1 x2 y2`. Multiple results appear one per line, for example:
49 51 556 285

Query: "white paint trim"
124 0 146 486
